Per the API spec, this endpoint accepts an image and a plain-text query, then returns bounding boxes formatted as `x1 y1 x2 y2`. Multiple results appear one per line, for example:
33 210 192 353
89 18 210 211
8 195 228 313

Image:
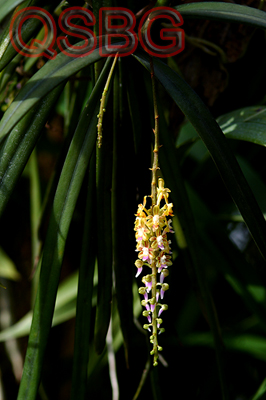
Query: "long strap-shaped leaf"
111 68 135 367
70 154 96 400
94 98 113 355
17 57 113 400
134 51 266 260
175 2 266 29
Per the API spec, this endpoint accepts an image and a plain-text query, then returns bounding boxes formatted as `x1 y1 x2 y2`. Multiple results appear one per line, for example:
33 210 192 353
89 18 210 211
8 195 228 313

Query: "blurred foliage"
1 1 266 400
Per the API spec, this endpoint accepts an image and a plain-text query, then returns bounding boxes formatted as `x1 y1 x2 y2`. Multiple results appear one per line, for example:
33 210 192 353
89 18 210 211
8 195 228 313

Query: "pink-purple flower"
134 178 174 365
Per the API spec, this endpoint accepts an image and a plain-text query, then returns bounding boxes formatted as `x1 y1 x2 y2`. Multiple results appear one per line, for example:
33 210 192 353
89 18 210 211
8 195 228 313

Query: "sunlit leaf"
251 378 266 400
217 106 266 146
0 247 21 281
0 271 81 341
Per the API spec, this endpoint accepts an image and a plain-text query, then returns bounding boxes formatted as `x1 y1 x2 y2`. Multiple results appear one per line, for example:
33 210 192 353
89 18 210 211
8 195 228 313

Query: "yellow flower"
157 178 171 205
146 205 166 232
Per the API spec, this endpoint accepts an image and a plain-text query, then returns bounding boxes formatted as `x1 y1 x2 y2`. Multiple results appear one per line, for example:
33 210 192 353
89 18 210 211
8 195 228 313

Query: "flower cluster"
134 178 174 365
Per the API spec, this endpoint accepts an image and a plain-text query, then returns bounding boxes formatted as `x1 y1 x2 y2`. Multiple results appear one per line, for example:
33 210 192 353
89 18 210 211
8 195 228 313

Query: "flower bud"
158 178 164 189
142 310 150 317
162 269 169 278
135 260 143 268
150 296 156 305
153 205 159 215
138 287 146 295
162 283 169 291
158 346 163 351
144 274 152 283
158 303 168 317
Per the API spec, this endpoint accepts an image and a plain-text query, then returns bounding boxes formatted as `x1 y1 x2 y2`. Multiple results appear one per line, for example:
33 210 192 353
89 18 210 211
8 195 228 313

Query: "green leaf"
217 106 266 146
71 155 97 400
184 332 266 362
0 2 53 72
94 102 113 355
251 378 266 400
134 51 266 261
17 57 113 400
0 247 21 280
0 0 26 24
175 2 266 30
111 68 134 367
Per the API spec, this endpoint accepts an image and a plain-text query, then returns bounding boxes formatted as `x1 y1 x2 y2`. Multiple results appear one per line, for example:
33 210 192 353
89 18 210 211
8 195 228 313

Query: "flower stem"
150 56 160 366
135 58 172 368
132 358 151 400
151 261 158 365
150 56 160 206
97 53 119 148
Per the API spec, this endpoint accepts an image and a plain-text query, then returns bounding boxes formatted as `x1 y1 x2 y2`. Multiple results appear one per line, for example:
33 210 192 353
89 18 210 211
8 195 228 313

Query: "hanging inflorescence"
134 178 174 366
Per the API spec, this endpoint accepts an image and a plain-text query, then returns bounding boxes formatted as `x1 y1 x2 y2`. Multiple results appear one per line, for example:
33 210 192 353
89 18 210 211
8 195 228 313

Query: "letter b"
99 8 137 57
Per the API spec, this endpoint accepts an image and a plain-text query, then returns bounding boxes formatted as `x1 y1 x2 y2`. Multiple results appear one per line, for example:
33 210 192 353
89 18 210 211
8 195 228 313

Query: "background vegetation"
1 0 266 399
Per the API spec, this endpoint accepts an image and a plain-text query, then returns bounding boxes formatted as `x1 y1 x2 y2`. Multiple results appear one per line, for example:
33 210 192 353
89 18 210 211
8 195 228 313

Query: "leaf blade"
176 2 266 30
218 106 266 146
